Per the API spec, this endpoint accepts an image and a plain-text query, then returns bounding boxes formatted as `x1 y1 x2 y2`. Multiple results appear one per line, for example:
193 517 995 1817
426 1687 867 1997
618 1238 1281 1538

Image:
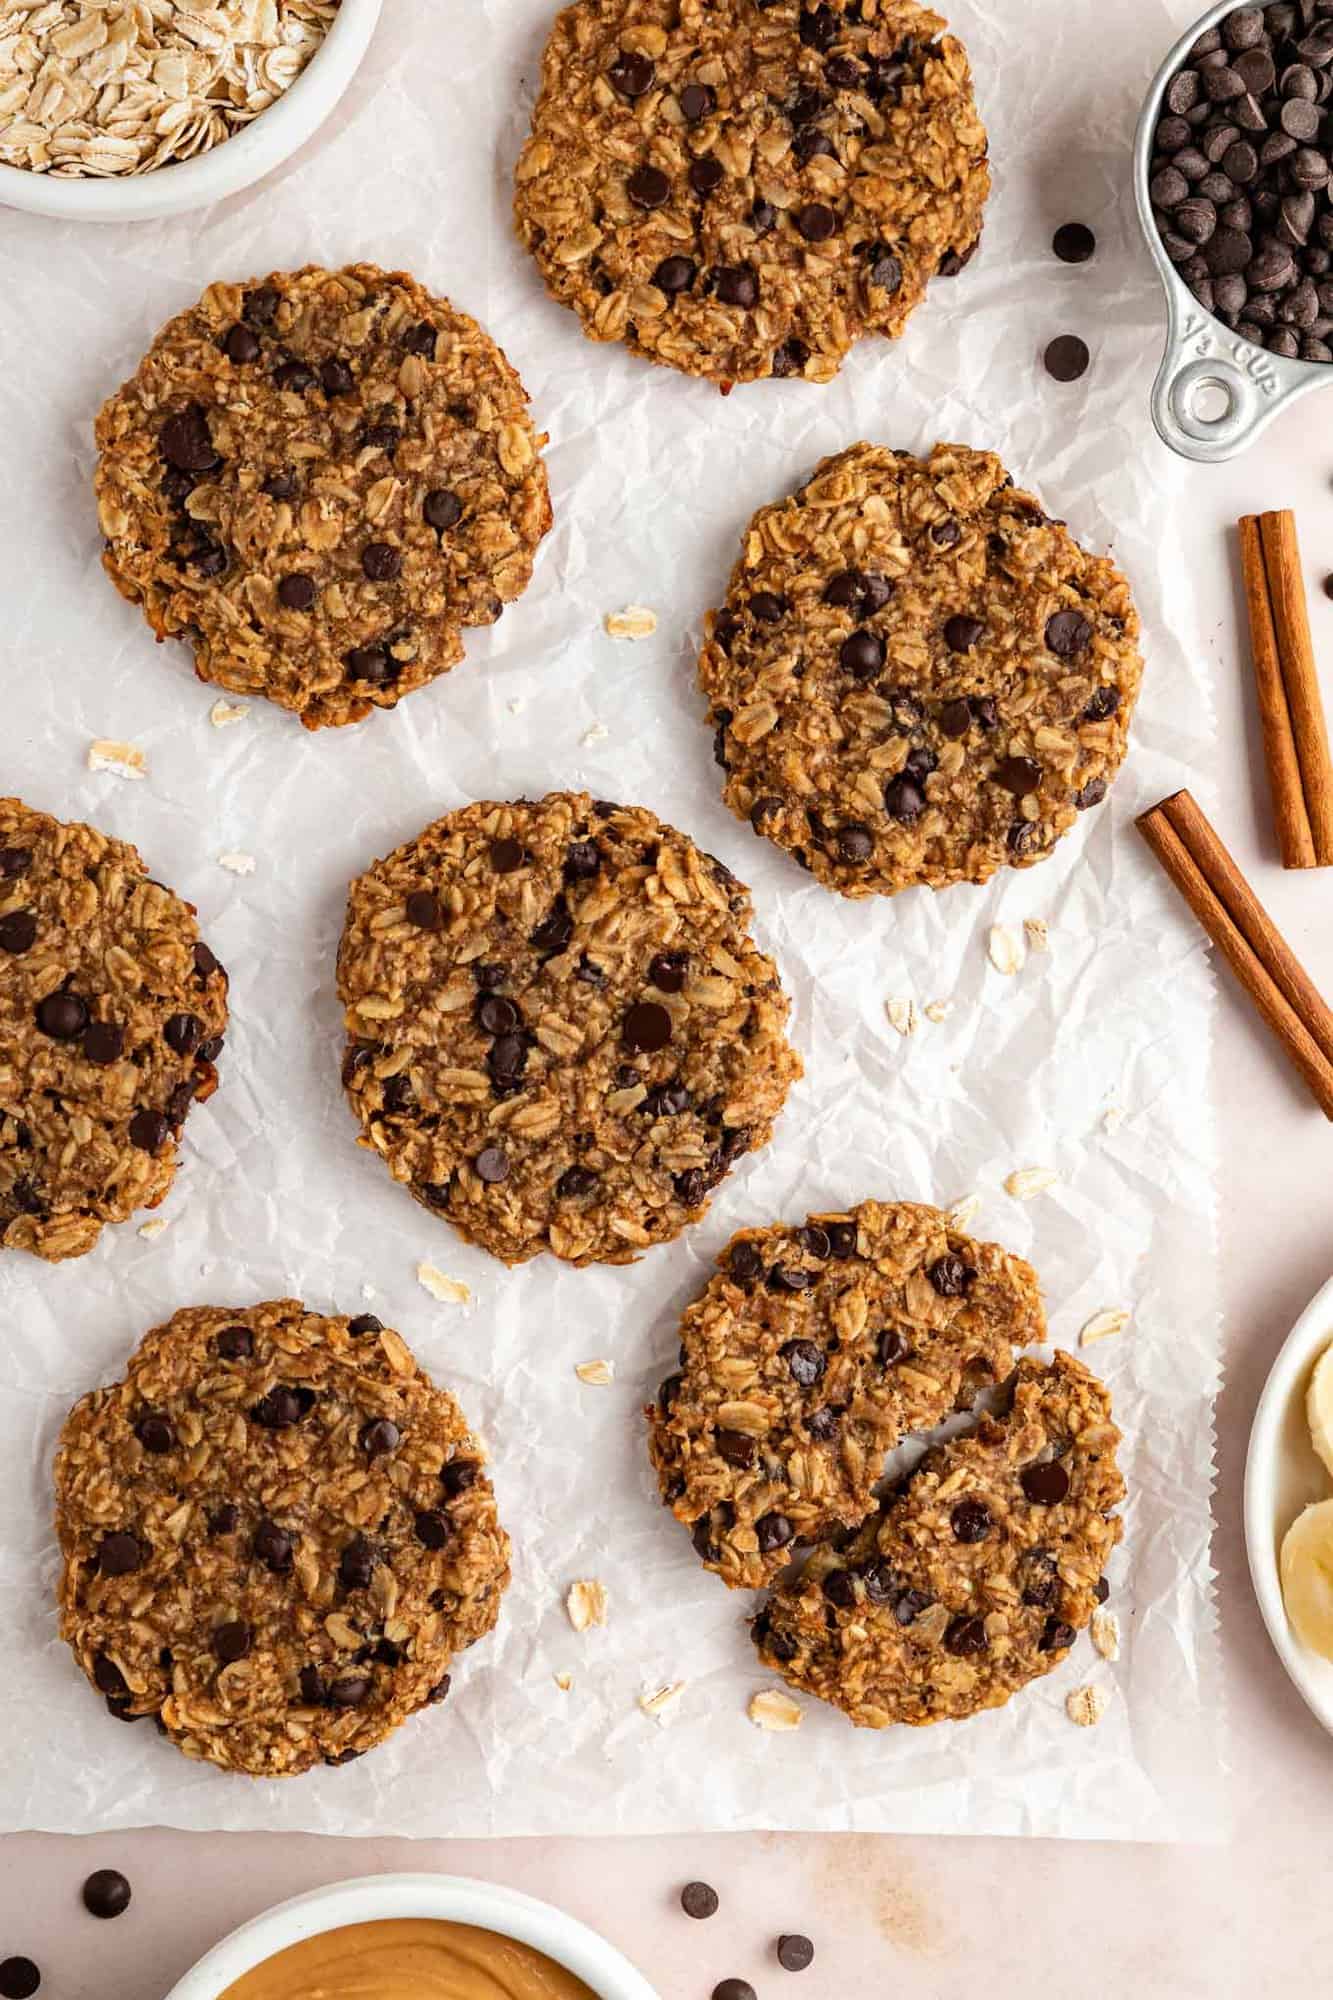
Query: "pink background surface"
6 201 1333 2000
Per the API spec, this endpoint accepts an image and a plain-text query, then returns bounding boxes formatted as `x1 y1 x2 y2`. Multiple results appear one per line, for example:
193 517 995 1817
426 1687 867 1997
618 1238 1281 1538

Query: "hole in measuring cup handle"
1150 300 1288 462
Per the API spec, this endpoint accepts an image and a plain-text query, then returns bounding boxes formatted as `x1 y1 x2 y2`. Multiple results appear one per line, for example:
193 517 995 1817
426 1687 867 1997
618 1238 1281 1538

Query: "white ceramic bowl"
1244 1273 1333 1738
164 1873 660 2000
0 0 382 224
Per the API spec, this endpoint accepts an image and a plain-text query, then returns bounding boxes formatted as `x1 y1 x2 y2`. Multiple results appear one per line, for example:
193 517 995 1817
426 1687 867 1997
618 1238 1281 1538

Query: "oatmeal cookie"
0 798 227 1263
513 0 989 387
95 264 552 730
648 1200 1044 1589
337 792 801 1266
702 442 1143 896
55 1301 510 1778
752 1351 1124 1727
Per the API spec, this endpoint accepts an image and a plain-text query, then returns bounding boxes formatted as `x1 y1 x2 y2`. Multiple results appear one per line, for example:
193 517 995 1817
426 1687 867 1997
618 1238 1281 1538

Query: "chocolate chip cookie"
752 1351 1124 1726
0 798 227 1263
55 1301 510 1777
337 792 801 1266
702 443 1143 896
648 1200 1044 1590
514 0 989 386
95 264 552 730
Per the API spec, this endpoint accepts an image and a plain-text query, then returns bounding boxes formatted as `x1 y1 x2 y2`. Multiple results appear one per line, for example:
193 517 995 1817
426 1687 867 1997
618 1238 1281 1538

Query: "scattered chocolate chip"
212 1619 251 1664
629 163 671 208
866 246 903 293
36 990 88 1040
344 644 394 684
944 1613 989 1656
251 1385 308 1429
1021 1460 1071 1504
405 889 443 931
690 156 725 197
216 1324 253 1361
440 1457 480 1499
883 771 927 822
414 1508 451 1550
163 1011 202 1056
128 1108 168 1153
840 628 886 679
1096 1575 1111 1603
944 614 985 652
134 1413 175 1455
777 1935 815 1972
160 403 219 473
1074 777 1108 810
98 1532 144 1577
424 488 463 531
362 541 402 582
837 823 874 863
0 911 36 954
653 254 697 296
712 1980 757 2000
715 1427 758 1469
81 1867 132 1922
713 264 759 308
1044 333 1091 381
730 1240 764 1283
928 1253 974 1296
795 200 836 242
360 1418 400 1457
608 48 654 95
756 1511 794 1553
347 1313 382 1337
1053 221 1097 263
1045 609 1093 657
277 573 316 611
624 1000 673 1052
475 1146 509 1184
680 82 715 121
951 1497 993 1542
0 1959 40 1998
1040 1617 1077 1653
681 1880 720 1920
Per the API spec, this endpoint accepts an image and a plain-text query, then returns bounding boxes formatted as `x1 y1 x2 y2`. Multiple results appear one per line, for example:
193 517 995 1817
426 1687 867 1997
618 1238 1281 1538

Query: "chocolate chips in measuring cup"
1150 3 1333 362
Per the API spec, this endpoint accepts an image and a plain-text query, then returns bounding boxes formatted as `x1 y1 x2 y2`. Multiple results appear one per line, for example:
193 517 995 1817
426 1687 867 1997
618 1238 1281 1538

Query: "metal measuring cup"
1136 0 1333 461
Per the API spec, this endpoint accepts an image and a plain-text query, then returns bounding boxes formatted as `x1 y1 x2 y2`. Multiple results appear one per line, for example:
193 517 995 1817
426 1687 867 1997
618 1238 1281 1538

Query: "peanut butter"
218 1918 601 2000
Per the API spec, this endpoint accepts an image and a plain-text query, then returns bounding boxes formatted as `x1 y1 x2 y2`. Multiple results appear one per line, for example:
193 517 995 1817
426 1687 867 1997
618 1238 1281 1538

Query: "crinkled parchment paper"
0 0 1226 1841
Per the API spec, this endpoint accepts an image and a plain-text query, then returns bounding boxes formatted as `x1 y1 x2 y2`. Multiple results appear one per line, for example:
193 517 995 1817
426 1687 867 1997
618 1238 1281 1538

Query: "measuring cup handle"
1150 295 1307 463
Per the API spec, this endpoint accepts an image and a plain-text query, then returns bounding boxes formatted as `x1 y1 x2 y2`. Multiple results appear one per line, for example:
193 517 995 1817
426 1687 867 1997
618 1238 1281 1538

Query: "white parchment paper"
0 0 1226 1841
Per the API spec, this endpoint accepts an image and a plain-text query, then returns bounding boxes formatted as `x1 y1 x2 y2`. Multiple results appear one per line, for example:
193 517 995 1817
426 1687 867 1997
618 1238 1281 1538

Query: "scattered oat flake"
566 1579 608 1632
946 1193 982 1230
217 850 255 876
1079 1307 1130 1348
553 1672 573 1693
923 999 954 1024
87 738 146 781
508 697 527 715
1102 1103 1126 1134
749 1687 803 1732
604 604 658 640
1091 1611 1121 1662
581 721 610 745
209 699 248 728
1003 1166 1059 1202
987 924 1024 975
137 1216 170 1241
1066 1684 1110 1728
885 995 918 1037
575 1358 614 1387
416 1263 470 1306
638 1681 686 1724
1024 917 1050 953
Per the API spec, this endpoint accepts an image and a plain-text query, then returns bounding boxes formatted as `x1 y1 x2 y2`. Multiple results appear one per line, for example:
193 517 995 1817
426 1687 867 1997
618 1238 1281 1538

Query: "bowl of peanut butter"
165 1873 660 2000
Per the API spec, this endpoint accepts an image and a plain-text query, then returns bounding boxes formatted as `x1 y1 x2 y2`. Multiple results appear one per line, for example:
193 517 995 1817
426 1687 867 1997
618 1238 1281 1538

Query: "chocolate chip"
128 1108 168 1153
777 1935 815 1972
1053 222 1096 263
93 1653 128 1697
681 1881 719 1920
329 1675 370 1708
867 246 903 292
563 839 600 881
440 1457 480 1498
360 1417 400 1457
928 1253 974 1296
883 771 927 822
0 848 31 878
680 83 714 121
951 1498 992 1542
780 1339 826 1386
159 1011 202 1058
624 1000 672 1052
1096 1575 1111 1603
1082 685 1121 722
399 888 442 934
223 323 260 365
689 156 725 197
840 629 886 681
712 1982 757 2000
1045 609 1093 656
344 644 394 684
338 1534 377 1590
1044 334 1090 381
629 163 671 208
217 1324 253 1361
1074 777 1108 810
0 1960 40 1998
134 1413 174 1454
251 1385 309 1429
1040 1617 1076 1653
756 1511 794 1554
938 698 973 739
608 48 654 95
347 1313 382 1337
944 614 985 652
36 990 88 1040
795 201 836 242
276 571 317 612
730 1240 764 1283
362 541 402 583
475 1146 509 1184
254 1517 294 1572
98 1532 144 1577
423 488 463 533
160 403 219 473
715 1427 758 1469
319 357 354 398
652 255 697 296
713 264 758 308
944 1613 989 1656
414 1508 451 1550
834 822 872 864
1021 1460 1071 1504
0 905 36 956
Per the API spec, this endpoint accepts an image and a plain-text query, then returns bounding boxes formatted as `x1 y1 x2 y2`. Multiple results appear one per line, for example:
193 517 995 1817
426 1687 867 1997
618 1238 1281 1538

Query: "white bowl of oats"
0 0 382 222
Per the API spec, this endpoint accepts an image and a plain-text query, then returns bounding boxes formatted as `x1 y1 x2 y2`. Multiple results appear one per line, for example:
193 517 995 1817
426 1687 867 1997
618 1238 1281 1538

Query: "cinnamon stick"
1137 789 1333 1121
1238 510 1333 869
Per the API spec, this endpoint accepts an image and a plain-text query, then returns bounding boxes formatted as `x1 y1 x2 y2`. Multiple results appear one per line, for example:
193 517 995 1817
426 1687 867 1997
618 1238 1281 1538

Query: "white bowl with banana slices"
1246 1275 1333 1736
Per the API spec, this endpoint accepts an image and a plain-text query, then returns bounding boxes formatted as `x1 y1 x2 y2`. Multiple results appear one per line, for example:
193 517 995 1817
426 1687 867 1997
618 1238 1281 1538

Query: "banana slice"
1307 1342 1333 1481
1280 1500 1333 1661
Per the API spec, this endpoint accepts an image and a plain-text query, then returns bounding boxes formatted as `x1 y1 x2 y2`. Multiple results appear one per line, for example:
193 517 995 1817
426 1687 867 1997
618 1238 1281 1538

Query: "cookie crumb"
748 1687 803 1732
581 721 610 745
1024 917 1050 953
209 699 248 729
1079 1307 1129 1347
946 1193 982 1229
1003 1166 1058 1201
566 1578 608 1632
923 998 954 1023
1091 1610 1121 1661
87 738 146 781
885 996 918 1037
604 605 658 640
217 850 255 876
137 1216 170 1241
1102 1102 1125 1134
416 1263 471 1305
638 1680 686 1723
575 1358 614 1386
1066 1684 1110 1728
987 924 1024 976
553 1671 573 1692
